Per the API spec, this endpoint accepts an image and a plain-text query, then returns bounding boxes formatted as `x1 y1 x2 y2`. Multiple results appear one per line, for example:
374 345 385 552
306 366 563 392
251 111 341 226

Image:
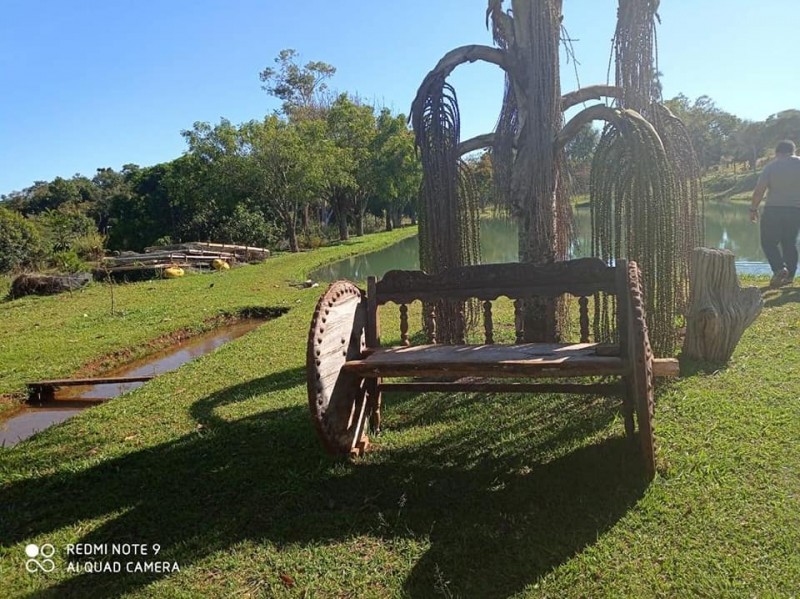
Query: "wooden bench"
307 258 678 479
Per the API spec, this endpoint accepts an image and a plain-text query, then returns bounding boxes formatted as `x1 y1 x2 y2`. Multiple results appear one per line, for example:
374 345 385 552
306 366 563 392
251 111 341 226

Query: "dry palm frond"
492 76 519 215
486 0 515 49
590 109 679 354
595 0 702 354
412 75 481 342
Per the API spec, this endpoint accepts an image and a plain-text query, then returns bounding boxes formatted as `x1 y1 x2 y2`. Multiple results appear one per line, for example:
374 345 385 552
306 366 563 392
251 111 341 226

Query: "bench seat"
307 260 671 479
344 343 627 378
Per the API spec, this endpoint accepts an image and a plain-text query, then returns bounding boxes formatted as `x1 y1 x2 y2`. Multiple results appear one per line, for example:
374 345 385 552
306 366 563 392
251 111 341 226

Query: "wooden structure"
682 247 762 364
307 258 678 479
143 242 270 263
27 375 155 403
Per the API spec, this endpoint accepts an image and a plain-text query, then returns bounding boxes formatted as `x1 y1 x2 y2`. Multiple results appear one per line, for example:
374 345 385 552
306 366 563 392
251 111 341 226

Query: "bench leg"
367 378 382 435
621 379 636 442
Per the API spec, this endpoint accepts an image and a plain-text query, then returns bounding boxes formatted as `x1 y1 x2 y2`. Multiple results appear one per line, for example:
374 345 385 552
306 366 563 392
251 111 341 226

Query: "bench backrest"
366 257 630 346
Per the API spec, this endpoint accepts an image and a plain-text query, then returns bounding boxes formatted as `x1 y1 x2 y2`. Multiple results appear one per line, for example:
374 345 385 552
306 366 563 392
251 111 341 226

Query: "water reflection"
313 203 772 282
0 319 265 448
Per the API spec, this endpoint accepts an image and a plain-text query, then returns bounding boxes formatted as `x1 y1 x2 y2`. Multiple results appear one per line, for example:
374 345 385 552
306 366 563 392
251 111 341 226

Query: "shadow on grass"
763 285 800 308
677 353 729 377
2 367 647 598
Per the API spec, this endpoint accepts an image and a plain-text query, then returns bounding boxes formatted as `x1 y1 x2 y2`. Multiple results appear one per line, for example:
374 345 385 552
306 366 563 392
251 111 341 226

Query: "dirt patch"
0 393 23 415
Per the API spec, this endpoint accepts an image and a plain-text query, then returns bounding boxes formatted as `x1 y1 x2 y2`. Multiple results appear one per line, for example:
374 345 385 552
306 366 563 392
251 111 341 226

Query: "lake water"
313 203 771 281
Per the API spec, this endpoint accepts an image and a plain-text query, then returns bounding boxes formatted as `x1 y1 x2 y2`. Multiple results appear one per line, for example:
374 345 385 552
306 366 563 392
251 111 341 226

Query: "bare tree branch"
458 133 496 156
411 45 512 120
555 104 624 151
561 85 622 112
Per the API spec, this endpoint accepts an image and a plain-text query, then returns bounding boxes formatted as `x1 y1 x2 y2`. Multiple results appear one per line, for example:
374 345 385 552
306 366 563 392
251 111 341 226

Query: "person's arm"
750 178 768 222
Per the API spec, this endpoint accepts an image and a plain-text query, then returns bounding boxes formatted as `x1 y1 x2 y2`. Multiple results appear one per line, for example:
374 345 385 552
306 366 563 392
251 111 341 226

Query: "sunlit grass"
1 228 798 597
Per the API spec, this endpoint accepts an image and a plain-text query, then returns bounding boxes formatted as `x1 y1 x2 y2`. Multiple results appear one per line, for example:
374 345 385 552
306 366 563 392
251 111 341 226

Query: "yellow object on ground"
211 259 230 271
163 266 184 279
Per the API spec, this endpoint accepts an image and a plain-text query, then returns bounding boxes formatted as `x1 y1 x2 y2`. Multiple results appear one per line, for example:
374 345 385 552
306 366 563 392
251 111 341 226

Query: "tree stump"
682 248 762 363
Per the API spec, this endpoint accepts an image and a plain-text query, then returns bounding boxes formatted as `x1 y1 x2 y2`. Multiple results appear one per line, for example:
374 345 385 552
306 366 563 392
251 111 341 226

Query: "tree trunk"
512 0 564 342
355 211 365 236
682 247 762 363
385 210 393 231
285 216 300 253
332 190 349 241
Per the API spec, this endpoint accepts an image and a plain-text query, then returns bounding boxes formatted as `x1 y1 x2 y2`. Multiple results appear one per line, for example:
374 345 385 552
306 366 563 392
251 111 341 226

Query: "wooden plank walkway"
27 375 155 403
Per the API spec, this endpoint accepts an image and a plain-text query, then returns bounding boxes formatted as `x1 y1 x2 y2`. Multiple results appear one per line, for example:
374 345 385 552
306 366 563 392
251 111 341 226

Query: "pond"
313 203 770 282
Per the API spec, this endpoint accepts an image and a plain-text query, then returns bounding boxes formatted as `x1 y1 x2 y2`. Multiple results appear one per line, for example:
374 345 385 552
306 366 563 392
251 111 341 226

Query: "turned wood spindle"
399 303 410 346
483 300 494 344
579 296 590 343
426 303 437 344
456 303 466 344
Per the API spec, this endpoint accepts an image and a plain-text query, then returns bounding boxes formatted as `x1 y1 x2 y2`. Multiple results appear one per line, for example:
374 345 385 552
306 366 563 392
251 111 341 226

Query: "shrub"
211 205 282 248
153 235 173 247
71 231 107 261
51 250 87 273
36 208 96 253
0 207 44 273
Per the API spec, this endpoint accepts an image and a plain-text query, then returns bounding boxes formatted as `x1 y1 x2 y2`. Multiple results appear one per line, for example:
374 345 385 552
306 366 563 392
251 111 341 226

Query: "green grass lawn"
0 229 416 406
1 229 799 597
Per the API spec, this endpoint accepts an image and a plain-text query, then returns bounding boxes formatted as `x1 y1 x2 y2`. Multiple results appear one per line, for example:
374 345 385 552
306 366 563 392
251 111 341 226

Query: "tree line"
1 48 798 276
0 50 424 273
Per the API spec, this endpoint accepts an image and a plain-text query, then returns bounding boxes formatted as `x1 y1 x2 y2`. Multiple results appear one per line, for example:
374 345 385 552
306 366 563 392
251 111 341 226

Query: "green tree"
733 121 768 172
36 207 95 253
373 109 422 229
764 109 800 146
0 207 43 273
564 123 599 193
240 116 339 252
325 94 380 238
664 94 741 168
260 49 336 121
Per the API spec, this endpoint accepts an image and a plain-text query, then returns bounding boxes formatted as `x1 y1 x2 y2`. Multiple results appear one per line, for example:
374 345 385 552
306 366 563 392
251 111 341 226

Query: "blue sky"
1 0 798 196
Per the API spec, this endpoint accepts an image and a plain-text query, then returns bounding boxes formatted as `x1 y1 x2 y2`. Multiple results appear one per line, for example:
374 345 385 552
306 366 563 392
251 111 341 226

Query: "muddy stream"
0 319 264 448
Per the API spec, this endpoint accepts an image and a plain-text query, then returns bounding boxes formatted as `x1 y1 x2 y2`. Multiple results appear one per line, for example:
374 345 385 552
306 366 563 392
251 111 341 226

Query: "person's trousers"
761 206 800 276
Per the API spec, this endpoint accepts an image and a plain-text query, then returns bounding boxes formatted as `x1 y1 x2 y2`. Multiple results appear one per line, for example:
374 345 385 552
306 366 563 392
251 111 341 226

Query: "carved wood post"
682 248 762 363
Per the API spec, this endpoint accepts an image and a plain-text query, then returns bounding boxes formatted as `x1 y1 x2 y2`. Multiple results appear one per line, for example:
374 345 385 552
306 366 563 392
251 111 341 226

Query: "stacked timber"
94 242 269 282
95 248 235 282
143 242 270 263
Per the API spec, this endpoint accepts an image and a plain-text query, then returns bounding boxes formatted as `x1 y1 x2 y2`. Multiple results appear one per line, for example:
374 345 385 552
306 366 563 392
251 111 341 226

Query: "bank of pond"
313 204 770 282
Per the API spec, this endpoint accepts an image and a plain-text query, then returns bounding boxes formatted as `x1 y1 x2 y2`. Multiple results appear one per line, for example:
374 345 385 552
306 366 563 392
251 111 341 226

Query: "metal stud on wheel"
306 280 370 456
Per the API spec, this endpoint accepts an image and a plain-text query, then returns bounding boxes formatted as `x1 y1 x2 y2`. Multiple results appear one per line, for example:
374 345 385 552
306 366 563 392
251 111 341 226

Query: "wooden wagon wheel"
307 280 371 456
626 262 656 479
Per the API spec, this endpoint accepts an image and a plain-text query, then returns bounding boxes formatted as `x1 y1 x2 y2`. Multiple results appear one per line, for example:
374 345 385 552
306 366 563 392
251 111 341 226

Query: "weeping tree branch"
556 105 622 151
561 85 623 111
486 0 515 48
411 45 512 122
460 85 626 155
458 133 496 156
556 105 663 152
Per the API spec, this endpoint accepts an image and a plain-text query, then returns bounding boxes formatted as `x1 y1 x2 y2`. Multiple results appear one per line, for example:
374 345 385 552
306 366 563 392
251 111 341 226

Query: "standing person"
750 140 800 288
